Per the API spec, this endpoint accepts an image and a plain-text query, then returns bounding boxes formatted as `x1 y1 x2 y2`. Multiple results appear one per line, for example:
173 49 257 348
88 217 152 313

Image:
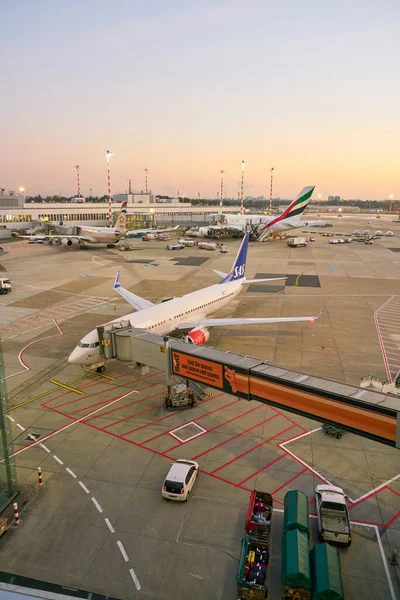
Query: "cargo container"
311 543 344 600
282 529 312 600
283 490 310 538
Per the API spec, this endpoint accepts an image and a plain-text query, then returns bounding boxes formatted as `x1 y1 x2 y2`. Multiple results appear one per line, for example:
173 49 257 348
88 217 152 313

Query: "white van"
162 459 199 501
386 231 394 237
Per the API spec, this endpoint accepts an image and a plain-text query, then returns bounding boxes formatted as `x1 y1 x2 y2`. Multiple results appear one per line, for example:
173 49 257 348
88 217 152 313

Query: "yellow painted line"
83 367 115 380
49 380 85 395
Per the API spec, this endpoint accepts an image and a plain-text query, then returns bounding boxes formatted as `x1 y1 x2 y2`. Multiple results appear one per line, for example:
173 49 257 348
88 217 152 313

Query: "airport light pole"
220 170 224 207
317 193 322 215
105 150 114 226
75 165 81 198
240 161 247 215
269 167 275 213
144 169 148 194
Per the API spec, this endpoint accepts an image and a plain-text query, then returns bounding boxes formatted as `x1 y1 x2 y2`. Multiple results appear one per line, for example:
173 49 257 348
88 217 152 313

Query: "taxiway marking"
49 380 84 395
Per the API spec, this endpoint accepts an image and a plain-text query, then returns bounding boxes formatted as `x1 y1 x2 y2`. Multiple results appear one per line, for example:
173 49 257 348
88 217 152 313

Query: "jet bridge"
97 324 400 448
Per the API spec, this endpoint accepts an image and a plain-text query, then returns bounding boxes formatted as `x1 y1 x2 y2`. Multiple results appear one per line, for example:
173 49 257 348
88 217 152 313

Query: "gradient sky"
2 0 400 199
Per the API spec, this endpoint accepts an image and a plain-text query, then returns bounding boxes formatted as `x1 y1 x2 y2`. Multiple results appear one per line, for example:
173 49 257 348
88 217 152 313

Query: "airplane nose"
68 347 83 364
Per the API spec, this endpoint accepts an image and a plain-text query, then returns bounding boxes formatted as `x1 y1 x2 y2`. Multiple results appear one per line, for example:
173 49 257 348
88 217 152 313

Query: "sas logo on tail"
234 264 245 278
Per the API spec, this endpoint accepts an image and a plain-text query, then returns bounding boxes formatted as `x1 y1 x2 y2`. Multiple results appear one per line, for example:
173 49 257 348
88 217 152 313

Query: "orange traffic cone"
322 342 325 349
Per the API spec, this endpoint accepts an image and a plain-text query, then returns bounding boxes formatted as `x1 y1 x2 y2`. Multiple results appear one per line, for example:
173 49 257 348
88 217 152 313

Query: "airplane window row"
147 292 235 330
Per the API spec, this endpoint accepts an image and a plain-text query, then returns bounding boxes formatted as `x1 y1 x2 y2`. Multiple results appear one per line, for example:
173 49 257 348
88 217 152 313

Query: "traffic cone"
113 305 116 311
322 342 325 349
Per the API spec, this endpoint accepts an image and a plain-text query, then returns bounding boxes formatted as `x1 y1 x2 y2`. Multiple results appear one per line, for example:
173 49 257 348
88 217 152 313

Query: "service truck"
0 278 12 294
287 237 307 248
315 484 351 546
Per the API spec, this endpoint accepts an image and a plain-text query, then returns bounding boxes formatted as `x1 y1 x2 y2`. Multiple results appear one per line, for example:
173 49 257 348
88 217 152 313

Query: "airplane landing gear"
96 366 106 373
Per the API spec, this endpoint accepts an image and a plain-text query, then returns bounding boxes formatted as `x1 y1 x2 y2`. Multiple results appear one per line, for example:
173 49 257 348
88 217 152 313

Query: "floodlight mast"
269 167 275 213
240 161 247 215
105 150 114 226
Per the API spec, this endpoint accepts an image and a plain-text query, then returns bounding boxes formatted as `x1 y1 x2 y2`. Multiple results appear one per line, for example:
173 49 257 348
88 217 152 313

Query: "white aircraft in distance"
24 202 128 248
126 225 179 239
68 233 325 371
193 186 328 241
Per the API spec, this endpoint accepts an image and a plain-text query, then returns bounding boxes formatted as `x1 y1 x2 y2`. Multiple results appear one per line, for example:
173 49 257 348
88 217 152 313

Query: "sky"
2 0 400 200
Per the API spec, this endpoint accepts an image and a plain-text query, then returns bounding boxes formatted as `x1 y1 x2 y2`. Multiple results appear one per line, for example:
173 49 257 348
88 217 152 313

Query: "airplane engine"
61 238 73 246
184 327 210 345
198 227 211 237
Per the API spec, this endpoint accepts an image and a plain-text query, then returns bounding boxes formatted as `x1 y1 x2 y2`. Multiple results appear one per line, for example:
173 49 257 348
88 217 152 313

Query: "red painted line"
383 510 400 529
85 386 166 423
386 486 400 498
121 393 229 438
210 424 297 475
199 469 251 493
271 467 308 495
268 406 307 433
101 390 168 429
192 413 279 462
158 401 263 452
238 454 287 486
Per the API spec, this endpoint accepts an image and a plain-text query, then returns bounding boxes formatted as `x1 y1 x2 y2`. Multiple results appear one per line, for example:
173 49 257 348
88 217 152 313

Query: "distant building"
0 190 24 209
328 196 341 202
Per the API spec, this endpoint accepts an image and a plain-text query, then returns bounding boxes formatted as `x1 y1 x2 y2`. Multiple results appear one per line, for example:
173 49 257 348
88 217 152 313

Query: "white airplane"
24 202 128 248
68 233 324 371
126 225 179 239
196 186 328 241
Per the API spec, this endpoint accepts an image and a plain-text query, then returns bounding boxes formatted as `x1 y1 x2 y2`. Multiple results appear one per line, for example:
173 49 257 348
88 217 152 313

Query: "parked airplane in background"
126 225 179 239
193 186 328 241
24 202 128 248
68 233 324 370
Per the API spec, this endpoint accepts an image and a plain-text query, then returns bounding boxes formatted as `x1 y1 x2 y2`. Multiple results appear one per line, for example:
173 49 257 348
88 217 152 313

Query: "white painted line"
91 497 103 513
40 443 51 453
65 467 77 479
53 455 64 465
2 389 138 462
117 540 129 562
280 426 322 446
129 568 141 591
17 423 25 431
352 473 400 504
375 525 397 600
6 415 15 423
169 421 207 443
78 481 90 494
105 517 115 533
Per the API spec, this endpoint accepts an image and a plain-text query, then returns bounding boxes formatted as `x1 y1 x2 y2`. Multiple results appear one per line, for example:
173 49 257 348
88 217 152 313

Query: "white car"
353 230 360 235
386 231 394 237
28 237 36 244
337 239 345 244
162 459 199 501
329 239 339 244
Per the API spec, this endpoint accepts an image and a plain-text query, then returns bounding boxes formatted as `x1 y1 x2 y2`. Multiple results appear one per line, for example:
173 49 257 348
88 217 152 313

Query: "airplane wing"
131 225 180 235
176 302 326 329
21 234 95 243
113 271 154 311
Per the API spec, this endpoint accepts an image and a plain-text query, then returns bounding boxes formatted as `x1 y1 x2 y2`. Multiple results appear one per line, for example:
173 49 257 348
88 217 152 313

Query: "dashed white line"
17 423 25 431
129 568 141 591
117 541 129 562
53 455 64 465
40 443 51 453
91 497 103 513
6 415 15 423
65 467 77 479
105 518 115 533
78 481 90 494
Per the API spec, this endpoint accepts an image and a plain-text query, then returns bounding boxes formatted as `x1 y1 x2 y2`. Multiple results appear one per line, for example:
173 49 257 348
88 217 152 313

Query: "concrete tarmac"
0 216 399 599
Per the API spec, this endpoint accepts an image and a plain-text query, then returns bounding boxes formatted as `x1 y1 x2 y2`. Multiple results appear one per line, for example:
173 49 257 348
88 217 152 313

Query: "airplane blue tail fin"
219 233 249 284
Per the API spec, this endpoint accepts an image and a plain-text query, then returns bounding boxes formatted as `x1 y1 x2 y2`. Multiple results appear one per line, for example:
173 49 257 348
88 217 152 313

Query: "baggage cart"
245 490 273 541
237 535 269 600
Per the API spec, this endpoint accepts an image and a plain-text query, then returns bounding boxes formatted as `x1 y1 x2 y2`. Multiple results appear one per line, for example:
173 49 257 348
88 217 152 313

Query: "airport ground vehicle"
311 543 344 600
343 238 352 243
198 241 216 250
365 239 373 245
282 528 312 600
28 237 35 243
375 230 382 236
287 237 307 247
329 239 339 244
386 230 394 236
166 243 185 250
315 485 351 546
245 490 273 541
162 459 199 501
353 229 360 235
0 278 12 294
237 535 269 600
362 229 370 235
322 423 344 439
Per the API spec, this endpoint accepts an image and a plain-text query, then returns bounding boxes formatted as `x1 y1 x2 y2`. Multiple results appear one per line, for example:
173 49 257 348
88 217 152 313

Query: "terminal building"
0 191 239 238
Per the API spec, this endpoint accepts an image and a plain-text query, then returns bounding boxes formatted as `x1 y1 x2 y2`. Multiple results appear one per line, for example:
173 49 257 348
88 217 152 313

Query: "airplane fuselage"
77 226 125 244
68 279 242 366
